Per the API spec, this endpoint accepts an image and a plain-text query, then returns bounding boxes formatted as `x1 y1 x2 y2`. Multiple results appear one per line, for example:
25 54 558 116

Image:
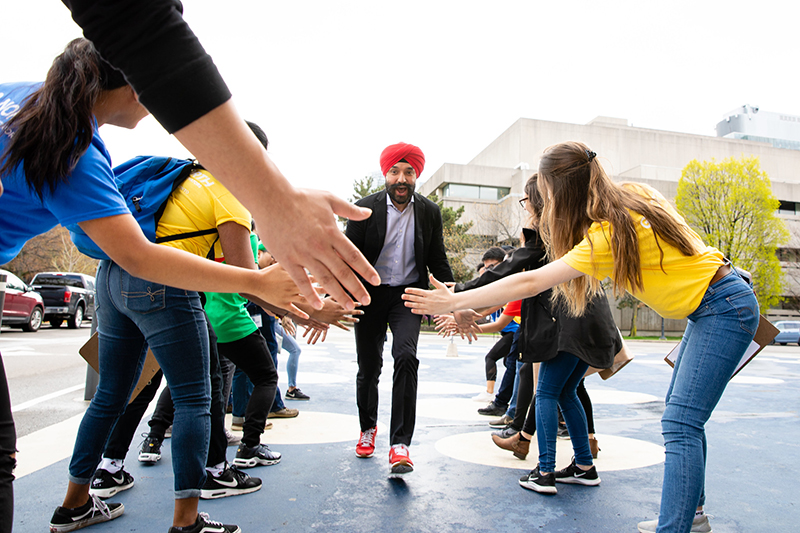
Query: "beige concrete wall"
465 118 800 199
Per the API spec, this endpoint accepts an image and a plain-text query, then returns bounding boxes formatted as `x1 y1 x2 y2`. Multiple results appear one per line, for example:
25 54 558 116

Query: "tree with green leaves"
349 174 384 203
675 155 788 309
427 193 474 283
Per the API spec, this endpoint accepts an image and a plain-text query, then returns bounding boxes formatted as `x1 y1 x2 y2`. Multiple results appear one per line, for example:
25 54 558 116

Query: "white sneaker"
637 514 712 533
472 391 494 402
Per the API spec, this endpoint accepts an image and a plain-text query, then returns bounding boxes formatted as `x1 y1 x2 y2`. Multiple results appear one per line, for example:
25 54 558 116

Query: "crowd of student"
0 2 761 532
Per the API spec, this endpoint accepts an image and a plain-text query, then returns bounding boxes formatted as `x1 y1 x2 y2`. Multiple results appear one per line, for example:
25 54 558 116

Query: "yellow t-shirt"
561 183 724 319
156 168 251 258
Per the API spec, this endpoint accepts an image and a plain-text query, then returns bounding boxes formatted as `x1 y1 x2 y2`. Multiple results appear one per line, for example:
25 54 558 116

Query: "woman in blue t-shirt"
0 39 304 533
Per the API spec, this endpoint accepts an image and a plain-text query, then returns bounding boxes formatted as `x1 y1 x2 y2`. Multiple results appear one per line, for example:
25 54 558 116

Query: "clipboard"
79 332 161 404
664 315 779 379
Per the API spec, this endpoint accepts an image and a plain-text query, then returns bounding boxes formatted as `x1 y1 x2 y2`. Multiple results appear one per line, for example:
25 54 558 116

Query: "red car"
1 269 45 332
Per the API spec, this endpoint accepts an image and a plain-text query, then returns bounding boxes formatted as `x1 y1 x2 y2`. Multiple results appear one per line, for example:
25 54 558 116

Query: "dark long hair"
537 141 702 315
0 38 125 199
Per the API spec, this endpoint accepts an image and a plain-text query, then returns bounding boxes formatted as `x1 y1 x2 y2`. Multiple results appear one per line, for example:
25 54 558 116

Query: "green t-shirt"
203 233 260 344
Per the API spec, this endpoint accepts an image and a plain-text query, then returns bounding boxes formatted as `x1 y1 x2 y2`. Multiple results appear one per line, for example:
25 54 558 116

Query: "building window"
778 201 798 216
777 248 800 262
443 184 510 201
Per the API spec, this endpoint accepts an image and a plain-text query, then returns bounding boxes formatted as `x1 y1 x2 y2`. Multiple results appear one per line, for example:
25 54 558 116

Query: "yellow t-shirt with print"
156 168 251 259
561 183 724 319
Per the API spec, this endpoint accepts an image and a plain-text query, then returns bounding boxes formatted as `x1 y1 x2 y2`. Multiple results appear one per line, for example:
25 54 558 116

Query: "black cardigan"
456 228 619 369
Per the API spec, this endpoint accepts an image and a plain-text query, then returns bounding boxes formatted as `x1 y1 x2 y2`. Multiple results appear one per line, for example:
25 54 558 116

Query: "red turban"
380 142 425 178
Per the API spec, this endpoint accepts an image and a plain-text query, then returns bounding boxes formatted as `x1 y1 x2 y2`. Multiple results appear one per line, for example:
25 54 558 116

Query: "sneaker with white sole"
472 391 494 402
519 466 557 494
285 388 310 400
389 444 414 477
491 425 519 439
89 468 134 499
489 414 513 428
200 464 262 499
554 458 601 486
355 427 377 458
167 512 241 533
138 435 162 464
49 493 124 532
225 428 241 447
233 443 281 468
637 514 713 533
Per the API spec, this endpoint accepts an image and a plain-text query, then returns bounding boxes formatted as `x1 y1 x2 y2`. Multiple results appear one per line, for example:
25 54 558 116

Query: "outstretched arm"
79 214 308 312
403 260 583 316
63 0 380 311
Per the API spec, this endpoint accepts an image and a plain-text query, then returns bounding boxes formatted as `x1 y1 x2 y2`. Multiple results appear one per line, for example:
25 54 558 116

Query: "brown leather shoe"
492 432 530 460
589 437 600 459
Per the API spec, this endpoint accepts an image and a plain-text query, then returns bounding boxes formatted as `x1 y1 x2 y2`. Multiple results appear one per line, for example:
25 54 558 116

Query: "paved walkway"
11 329 800 532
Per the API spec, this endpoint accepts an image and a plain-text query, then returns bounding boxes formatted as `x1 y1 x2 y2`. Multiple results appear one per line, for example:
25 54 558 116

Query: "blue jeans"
657 271 758 533
535 352 591 473
494 329 520 409
231 368 254 419
277 324 302 389
506 360 523 419
69 261 211 499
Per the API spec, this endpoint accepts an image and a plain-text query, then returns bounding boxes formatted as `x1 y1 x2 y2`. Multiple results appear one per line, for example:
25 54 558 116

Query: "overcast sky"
4 1 798 198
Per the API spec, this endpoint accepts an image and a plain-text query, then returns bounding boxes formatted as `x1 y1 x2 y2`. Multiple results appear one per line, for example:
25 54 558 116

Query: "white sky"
4 0 799 198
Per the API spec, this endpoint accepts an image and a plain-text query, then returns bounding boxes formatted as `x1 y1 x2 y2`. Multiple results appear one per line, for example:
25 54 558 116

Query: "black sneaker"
557 424 570 440
167 512 241 533
519 466 557 494
233 443 282 468
201 464 262 499
491 426 519 439
554 458 601 486
49 493 124 532
89 468 134 499
285 388 310 400
138 434 163 464
477 402 506 417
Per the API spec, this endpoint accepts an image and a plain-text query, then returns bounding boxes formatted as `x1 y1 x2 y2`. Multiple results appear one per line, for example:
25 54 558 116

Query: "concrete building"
419 113 800 332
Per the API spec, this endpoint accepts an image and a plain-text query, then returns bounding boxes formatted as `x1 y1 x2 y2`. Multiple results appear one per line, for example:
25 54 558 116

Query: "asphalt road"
1 322 94 438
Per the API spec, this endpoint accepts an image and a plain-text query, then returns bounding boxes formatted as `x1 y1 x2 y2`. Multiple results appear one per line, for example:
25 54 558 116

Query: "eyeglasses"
518 197 528 208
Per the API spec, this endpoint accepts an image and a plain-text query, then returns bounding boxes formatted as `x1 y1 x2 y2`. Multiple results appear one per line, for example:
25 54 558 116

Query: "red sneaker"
355 427 377 458
389 444 414 477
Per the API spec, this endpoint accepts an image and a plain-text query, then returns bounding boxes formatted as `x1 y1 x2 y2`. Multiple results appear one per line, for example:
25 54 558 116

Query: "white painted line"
11 384 84 413
15 382 164 478
14 413 84 478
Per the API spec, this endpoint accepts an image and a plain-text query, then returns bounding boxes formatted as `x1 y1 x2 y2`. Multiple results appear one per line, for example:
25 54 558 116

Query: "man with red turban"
345 142 454 477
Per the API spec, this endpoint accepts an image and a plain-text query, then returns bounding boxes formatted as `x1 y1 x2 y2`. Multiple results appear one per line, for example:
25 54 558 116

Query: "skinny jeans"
656 271 758 533
275 322 302 389
69 261 211 499
535 352 592 473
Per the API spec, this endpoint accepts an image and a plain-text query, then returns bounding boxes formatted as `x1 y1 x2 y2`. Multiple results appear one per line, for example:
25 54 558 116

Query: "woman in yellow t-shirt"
403 141 758 533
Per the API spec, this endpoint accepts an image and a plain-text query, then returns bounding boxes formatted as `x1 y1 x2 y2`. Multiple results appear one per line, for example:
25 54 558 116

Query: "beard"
386 182 415 205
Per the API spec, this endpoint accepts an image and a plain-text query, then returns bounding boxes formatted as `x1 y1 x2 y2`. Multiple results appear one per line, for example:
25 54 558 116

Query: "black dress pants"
355 285 422 447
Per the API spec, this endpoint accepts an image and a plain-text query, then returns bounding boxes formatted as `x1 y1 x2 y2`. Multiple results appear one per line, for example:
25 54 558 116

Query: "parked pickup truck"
30 272 96 329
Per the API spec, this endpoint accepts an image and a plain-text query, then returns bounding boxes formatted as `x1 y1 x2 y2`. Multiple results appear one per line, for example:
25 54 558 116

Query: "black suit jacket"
345 190 454 290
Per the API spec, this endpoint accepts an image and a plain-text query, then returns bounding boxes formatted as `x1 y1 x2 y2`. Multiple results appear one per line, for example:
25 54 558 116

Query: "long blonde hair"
537 141 702 315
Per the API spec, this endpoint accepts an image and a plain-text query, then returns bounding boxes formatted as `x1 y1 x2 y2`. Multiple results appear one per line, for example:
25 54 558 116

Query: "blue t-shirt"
0 82 131 264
